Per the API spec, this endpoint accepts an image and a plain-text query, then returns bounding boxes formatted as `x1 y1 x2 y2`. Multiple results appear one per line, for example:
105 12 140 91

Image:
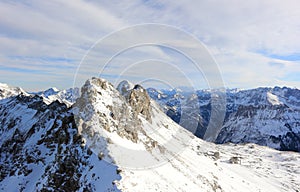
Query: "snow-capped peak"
0 82 9 88
35 87 60 97
74 78 193 168
44 87 59 95
0 82 27 100
33 87 80 107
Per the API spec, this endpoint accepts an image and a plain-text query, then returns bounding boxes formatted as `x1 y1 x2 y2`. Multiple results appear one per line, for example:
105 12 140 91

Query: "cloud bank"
0 0 300 90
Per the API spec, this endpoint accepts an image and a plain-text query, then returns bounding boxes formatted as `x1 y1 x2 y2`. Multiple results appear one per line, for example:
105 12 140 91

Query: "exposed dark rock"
127 84 152 122
0 92 120 191
229 156 241 164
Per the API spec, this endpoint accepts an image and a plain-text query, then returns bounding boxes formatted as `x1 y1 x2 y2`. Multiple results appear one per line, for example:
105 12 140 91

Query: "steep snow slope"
1 79 299 192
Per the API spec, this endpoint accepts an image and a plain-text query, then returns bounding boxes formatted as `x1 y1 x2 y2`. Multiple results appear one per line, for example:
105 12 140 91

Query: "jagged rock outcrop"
127 84 152 122
116 80 134 97
0 92 120 191
117 81 152 122
74 78 145 144
73 78 188 168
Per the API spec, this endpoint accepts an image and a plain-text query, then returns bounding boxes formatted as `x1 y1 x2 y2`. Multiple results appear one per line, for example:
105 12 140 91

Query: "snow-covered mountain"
217 88 300 151
0 83 28 100
1 78 300 191
147 87 300 152
33 87 80 107
0 92 119 191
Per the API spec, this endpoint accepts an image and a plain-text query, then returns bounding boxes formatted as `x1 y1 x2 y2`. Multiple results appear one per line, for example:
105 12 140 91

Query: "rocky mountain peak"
116 80 134 96
127 84 152 122
74 78 154 145
40 87 60 96
80 77 114 97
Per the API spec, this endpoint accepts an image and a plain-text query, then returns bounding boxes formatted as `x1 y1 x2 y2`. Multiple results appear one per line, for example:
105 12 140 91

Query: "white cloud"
0 0 300 90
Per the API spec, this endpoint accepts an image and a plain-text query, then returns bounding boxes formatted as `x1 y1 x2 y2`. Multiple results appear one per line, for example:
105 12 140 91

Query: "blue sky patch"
257 50 300 61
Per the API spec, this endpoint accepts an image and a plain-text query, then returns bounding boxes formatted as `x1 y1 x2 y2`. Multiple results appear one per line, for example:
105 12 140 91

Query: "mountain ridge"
2 82 299 152
147 86 300 152
1 78 300 191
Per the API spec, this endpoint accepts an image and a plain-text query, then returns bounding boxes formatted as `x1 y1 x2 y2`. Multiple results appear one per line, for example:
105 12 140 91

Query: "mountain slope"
0 93 120 191
0 79 299 191
216 88 300 151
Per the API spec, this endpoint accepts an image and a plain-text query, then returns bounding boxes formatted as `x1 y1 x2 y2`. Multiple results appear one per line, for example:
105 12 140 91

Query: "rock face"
117 81 152 122
116 80 134 97
74 78 151 144
0 89 120 191
127 85 152 122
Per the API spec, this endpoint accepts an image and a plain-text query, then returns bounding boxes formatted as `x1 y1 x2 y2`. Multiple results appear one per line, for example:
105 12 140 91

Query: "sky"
0 0 300 91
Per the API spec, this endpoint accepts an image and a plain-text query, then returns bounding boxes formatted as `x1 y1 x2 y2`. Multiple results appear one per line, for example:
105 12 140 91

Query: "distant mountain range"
31 87 80 107
147 86 300 152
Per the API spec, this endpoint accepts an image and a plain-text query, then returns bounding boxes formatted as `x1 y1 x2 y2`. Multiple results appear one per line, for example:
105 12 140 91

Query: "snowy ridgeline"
147 86 300 152
32 87 80 107
0 78 300 192
1 82 300 152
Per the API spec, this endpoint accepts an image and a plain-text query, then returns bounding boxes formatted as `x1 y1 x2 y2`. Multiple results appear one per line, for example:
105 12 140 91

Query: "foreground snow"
117 140 300 192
